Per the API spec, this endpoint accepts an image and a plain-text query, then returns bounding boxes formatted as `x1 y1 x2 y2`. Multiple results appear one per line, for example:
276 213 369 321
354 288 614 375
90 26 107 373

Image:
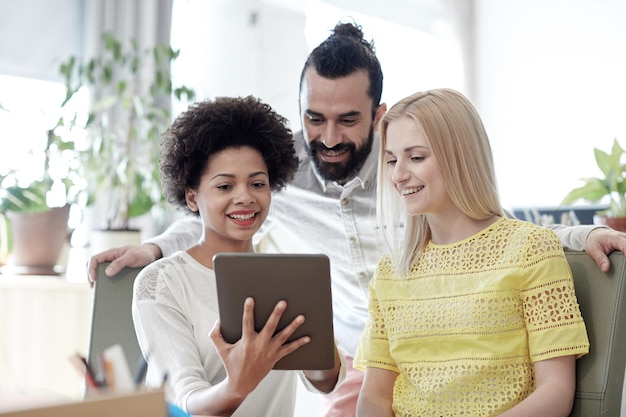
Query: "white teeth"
229 213 255 220
401 186 424 195
322 149 347 157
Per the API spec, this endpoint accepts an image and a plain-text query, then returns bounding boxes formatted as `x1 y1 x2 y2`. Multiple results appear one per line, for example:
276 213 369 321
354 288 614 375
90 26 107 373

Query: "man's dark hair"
299 21 383 109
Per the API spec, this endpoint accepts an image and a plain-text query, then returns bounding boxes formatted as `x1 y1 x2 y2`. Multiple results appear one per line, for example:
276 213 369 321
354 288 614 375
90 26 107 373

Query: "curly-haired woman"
132 96 343 417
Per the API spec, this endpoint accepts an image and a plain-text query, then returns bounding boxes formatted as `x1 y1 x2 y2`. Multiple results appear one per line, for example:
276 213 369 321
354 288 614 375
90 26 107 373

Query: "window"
0 74 87 228
0 75 65 191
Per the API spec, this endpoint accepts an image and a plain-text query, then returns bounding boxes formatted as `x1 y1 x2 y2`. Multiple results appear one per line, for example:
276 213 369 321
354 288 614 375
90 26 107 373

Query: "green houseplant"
0 129 81 213
561 138 626 231
0 128 82 273
59 32 195 232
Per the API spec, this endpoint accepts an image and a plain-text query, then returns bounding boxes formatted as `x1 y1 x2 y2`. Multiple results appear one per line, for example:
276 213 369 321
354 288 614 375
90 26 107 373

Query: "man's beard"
305 127 375 184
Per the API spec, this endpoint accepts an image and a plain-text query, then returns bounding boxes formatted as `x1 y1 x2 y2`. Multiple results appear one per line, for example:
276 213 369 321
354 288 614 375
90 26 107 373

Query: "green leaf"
616 178 626 196
55 31 196 229
1 184 49 213
561 178 609 205
127 190 154 218
594 148 612 177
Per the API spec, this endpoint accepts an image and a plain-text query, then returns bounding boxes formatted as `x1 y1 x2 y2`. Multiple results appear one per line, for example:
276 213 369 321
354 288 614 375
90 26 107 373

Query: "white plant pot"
89 229 142 257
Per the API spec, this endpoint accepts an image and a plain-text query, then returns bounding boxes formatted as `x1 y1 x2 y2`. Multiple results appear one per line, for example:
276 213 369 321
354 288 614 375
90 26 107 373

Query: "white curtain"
82 0 173 60
443 0 476 98
79 0 174 122
78 0 174 237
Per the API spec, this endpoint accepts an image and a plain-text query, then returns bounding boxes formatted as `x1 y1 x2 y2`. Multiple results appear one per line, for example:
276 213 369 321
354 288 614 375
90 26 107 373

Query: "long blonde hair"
377 88 503 274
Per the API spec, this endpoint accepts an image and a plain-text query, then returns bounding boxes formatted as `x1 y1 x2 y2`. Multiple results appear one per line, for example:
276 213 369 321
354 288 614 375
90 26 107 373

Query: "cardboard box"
0 388 168 417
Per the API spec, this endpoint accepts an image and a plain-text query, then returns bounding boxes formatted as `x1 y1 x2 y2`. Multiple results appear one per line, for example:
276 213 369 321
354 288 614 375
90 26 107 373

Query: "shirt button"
341 198 349 206
359 272 366 278
349 236 357 244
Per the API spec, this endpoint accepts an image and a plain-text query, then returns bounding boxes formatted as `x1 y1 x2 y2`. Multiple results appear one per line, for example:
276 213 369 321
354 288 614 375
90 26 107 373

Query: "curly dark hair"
299 21 383 109
159 95 299 216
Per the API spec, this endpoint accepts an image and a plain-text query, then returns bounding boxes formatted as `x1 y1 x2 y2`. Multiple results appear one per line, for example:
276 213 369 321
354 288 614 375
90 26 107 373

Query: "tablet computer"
213 253 335 370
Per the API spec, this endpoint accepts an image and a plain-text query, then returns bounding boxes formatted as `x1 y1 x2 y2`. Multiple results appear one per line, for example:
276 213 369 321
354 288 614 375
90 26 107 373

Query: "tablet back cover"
213 253 335 370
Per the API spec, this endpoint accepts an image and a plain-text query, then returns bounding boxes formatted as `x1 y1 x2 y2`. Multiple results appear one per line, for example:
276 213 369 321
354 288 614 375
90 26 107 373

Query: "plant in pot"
561 138 626 232
59 32 195 253
0 128 83 274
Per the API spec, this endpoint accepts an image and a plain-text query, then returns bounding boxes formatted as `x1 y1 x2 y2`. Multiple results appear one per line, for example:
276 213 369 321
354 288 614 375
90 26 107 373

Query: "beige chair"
87 262 144 389
566 250 626 416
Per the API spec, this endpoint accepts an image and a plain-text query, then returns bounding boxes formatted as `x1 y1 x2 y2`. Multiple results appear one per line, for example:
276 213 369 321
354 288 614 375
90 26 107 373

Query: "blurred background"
2 0 625 238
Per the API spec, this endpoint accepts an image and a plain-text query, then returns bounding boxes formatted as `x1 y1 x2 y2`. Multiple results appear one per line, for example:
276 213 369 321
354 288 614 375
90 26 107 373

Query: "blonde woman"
355 88 589 417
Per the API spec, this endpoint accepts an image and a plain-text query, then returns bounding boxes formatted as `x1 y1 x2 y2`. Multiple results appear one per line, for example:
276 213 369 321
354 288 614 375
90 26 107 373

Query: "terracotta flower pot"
593 215 626 233
4 205 71 275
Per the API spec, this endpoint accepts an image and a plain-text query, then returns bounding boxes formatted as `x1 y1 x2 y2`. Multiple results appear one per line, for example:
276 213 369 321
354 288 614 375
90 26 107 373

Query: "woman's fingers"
240 297 256 338
242 298 310 354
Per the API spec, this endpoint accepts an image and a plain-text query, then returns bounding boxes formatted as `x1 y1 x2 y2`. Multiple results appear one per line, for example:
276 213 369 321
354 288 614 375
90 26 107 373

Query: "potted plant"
561 138 626 231
0 128 82 274
59 32 194 249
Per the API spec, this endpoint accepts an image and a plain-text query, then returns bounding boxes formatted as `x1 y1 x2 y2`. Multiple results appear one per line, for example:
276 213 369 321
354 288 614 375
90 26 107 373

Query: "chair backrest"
87 262 144 387
566 250 626 416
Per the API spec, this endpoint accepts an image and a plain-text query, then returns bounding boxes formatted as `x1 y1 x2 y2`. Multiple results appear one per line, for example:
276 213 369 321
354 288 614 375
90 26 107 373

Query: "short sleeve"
519 228 590 361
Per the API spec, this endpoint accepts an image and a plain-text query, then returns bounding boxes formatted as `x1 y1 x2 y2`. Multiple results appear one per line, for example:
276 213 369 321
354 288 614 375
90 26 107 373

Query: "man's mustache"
309 141 354 153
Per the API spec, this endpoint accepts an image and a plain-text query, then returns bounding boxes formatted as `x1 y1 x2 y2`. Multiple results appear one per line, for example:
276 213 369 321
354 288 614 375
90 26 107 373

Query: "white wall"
171 0 466 131
171 0 307 129
473 0 626 211
0 0 83 81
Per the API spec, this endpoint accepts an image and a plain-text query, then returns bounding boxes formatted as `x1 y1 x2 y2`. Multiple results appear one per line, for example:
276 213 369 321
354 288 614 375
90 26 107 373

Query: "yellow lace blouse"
354 217 589 417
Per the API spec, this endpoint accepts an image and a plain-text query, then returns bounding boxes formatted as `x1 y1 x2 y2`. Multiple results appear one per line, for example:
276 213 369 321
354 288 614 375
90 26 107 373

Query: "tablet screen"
213 253 335 370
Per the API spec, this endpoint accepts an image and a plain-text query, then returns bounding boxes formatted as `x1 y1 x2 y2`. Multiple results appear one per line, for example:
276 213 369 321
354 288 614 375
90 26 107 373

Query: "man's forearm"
547 224 604 251
143 217 202 257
